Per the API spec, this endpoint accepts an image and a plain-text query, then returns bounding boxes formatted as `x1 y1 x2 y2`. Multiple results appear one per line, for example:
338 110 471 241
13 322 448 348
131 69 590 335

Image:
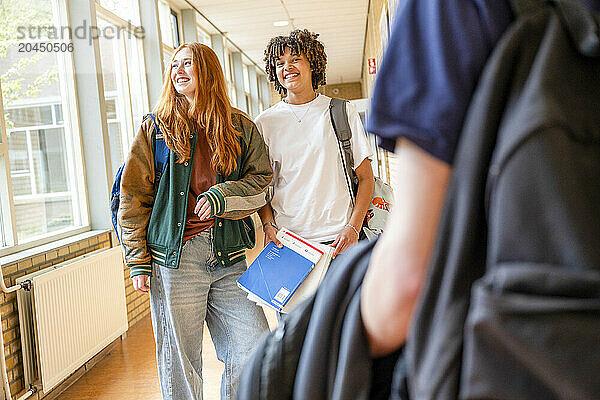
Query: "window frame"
0 83 17 249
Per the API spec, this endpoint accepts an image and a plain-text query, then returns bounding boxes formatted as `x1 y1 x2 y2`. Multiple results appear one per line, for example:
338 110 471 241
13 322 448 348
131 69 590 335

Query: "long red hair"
154 42 241 175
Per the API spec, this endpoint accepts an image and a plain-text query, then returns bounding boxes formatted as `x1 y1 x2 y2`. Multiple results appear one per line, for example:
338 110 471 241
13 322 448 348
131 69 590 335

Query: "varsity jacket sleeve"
117 119 155 277
200 111 273 220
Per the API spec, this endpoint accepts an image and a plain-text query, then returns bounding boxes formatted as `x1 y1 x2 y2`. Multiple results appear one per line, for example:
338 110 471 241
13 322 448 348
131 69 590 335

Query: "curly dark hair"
264 29 327 95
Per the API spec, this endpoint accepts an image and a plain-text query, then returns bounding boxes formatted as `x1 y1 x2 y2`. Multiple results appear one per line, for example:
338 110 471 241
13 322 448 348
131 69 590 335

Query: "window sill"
0 229 113 267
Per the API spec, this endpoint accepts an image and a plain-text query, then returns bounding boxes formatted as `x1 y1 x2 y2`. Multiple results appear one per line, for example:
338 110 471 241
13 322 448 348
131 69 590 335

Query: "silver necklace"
285 93 318 124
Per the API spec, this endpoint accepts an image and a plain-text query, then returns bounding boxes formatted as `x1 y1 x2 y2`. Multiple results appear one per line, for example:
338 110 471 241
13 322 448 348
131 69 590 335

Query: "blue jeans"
150 229 269 400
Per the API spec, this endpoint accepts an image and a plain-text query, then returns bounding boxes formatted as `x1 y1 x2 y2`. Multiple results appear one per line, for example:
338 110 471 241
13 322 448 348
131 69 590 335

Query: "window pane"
170 11 180 48
96 0 140 25
124 29 148 130
1 0 85 244
105 98 118 119
243 64 250 93
0 197 5 248
98 17 147 178
158 0 174 48
163 45 174 72
246 93 252 116
229 85 237 107
197 27 211 47
0 156 7 248
108 122 124 175
8 106 53 128
31 128 69 193
14 196 74 240
54 104 63 124
223 49 232 82
11 176 33 197
7 131 29 172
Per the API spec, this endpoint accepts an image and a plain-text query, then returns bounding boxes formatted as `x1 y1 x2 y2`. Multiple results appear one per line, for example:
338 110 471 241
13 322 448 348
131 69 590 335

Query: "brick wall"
0 231 151 399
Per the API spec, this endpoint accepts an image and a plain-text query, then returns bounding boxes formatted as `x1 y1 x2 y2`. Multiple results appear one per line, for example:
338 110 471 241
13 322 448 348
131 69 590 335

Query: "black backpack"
238 295 316 400
407 0 600 399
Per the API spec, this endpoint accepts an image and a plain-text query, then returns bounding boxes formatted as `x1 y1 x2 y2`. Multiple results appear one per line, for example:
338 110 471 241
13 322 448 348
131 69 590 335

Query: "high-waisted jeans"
150 229 269 400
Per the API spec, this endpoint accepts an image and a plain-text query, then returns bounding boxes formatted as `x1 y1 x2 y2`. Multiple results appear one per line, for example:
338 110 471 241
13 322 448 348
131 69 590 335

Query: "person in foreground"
117 42 272 400
255 29 374 256
362 0 600 398
238 0 600 399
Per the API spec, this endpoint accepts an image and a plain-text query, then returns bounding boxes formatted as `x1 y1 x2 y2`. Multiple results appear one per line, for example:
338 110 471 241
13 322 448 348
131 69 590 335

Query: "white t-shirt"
255 94 373 242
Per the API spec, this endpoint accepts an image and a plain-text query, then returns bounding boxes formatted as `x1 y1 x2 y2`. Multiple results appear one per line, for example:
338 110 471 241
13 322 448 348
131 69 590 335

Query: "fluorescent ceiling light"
273 20 289 27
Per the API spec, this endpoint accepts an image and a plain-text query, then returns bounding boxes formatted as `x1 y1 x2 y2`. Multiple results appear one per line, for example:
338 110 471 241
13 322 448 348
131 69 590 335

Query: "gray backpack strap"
329 97 358 199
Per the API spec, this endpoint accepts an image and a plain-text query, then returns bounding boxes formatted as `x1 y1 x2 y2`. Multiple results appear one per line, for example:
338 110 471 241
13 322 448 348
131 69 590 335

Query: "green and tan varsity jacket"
118 110 273 277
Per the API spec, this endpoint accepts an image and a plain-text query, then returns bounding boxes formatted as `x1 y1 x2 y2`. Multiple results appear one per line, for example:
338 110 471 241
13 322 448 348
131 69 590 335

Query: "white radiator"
16 247 128 392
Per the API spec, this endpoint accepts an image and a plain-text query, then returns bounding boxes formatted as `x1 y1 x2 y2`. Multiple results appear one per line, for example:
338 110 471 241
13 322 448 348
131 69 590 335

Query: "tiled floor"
56 309 277 400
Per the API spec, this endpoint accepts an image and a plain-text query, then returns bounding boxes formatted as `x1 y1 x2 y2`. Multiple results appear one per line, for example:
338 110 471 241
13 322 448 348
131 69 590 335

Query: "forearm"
201 184 269 220
203 124 273 220
348 159 375 230
348 178 374 231
258 202 276 225
361 139 451 356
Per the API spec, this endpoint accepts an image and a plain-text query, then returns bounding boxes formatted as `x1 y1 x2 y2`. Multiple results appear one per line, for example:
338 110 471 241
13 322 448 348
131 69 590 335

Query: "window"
226 51 237 107
197 27 211 47
257 75 265 114
242 64 252 115
95 0 140 25
242 64 250 93
170 10 180 48
0 194 6 248
158 0 177 48
0 0 87 250
0 153 9 249
163 45 174 73
96 11 149 178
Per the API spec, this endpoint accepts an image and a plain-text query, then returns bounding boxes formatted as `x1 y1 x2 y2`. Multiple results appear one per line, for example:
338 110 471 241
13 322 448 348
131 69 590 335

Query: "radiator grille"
16 247 128 392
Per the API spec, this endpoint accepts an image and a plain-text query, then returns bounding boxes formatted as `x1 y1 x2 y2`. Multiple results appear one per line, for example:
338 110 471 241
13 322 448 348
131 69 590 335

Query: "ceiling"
185 0 370 85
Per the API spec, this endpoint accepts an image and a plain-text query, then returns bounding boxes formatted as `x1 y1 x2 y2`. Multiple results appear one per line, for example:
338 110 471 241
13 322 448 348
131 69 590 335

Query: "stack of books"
237 228 333 313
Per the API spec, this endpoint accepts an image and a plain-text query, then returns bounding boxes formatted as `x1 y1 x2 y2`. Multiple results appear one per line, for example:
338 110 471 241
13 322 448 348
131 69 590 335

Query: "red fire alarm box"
368 58 377 74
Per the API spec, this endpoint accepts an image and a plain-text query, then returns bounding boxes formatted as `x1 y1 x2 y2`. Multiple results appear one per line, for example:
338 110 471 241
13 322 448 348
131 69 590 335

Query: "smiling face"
275 47 313 95
170 47 197 100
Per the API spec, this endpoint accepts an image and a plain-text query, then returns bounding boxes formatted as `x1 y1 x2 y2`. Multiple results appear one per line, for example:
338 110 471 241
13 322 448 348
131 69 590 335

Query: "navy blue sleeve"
366 0 512 164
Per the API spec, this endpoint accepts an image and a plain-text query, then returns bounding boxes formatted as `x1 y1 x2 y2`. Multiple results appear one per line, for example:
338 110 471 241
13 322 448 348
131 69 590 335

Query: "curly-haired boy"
255 29 374 261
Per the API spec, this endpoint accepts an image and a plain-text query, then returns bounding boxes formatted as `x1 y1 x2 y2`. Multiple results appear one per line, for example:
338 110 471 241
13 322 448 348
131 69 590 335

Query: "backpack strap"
511 0 600 56
329 98 358 201
144 113 169 192
552 0 600 56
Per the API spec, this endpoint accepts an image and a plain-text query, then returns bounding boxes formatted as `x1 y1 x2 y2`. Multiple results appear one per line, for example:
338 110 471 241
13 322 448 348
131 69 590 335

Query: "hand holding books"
237 228 334 313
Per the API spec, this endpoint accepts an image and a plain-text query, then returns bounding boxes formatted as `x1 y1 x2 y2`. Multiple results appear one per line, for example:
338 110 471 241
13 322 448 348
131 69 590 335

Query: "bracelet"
345 224 360 237
263 221 278 230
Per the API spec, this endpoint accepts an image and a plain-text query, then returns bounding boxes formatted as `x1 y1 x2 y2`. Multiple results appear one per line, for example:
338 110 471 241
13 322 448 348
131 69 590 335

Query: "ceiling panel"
188 0 369 85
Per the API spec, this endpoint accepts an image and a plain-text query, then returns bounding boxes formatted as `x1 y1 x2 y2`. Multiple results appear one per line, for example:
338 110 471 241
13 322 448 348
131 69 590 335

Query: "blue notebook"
237 241 315 310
